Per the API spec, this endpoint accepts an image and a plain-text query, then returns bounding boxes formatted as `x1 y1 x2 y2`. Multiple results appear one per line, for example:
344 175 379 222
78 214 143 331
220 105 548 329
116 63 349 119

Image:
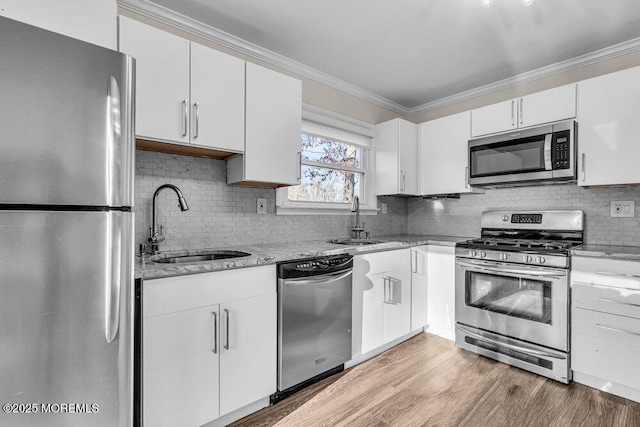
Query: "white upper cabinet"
119 16 190 144
227 62 302 187
189 43 245 152
419 111 476 195
0 0 117 49
119 17 245 152
375 118 419 195
577 66 640 187
471 84 576 137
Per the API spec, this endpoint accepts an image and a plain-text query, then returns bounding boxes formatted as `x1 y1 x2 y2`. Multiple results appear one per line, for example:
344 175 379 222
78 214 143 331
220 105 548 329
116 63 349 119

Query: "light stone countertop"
571 245 640 262
135 234 472 280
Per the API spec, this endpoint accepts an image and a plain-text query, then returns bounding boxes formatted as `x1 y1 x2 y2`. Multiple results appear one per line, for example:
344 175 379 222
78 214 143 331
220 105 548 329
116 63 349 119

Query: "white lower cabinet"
426 245 456 341
570 255 640 403
354 249 412 355
143 266 276 426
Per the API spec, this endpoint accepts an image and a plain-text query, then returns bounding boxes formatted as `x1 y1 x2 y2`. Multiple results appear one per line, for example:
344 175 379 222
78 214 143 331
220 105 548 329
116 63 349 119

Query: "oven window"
470 137 546 177
465 272 551 324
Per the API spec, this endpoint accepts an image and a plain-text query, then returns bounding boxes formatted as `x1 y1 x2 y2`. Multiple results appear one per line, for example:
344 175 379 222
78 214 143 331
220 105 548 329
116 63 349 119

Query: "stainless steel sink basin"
327 238 382 246
155 250 251 263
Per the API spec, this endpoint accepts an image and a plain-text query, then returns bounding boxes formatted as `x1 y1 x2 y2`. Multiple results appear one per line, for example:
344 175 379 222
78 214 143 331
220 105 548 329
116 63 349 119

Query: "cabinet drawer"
144 265 276 317
572 307 640 390
572 256 640 291
572 282 640 319
354 249 410 276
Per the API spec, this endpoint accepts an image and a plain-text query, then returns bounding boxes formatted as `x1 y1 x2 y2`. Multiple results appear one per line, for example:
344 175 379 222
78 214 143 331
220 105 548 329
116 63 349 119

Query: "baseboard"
573 371 640 404
346 328 424 369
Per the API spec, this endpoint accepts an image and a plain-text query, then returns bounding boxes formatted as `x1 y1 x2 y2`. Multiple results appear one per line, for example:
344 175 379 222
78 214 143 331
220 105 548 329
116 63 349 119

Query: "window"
276 105 377 215
287 133 364 204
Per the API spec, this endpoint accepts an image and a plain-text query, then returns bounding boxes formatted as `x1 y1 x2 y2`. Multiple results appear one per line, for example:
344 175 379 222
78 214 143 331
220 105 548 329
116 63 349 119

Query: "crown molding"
116 0 410 116
407 36 640 116
118 0 640 120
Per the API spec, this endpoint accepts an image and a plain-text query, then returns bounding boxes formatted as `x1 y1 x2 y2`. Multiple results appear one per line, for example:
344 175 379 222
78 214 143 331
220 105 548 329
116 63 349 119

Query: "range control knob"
480 251 487 258
501 215 509 222
470 250 478 257
538 256 546 264
525 255 533 263
499 253 508 261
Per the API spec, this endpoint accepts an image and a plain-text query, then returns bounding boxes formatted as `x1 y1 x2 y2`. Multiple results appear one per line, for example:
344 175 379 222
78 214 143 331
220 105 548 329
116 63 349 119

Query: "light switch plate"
257 198 267 215
381 202 388 214
610 201 635 218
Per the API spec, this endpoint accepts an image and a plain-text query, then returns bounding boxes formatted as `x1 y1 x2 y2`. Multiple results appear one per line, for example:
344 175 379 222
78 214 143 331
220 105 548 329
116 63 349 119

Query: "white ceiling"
144 0 640 110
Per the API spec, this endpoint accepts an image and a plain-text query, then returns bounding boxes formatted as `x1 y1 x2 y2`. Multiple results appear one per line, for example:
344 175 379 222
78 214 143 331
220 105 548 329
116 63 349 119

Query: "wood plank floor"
230 333 640 427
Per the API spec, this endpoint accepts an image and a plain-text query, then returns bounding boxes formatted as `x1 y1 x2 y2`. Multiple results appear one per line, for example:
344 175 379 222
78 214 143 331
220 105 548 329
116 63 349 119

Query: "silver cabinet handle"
581 153 585 181
182 99 188 137
519 98 523 125
465 166 469 189
511 100 515 126
597 298 640 308
212 311 218 354
383 277 389 303
224 308 230 350
596 271 640 279
193 102 199 140
412 251 418 274
389 278 395 304
596 323 640 338
297 151 301 181
401 170 406 192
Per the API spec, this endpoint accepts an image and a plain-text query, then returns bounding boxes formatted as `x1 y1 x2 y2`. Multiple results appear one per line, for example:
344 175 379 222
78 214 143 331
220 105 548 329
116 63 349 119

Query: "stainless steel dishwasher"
273 254 353 402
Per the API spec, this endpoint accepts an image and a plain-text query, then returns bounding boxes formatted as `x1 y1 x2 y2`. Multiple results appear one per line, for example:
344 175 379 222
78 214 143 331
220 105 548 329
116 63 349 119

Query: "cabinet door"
519 84 576 128
190 42 245 152
219 293 277 416
419 111 472 195
411 246 429 330
144 305 219 427
578 66 640 186
374 119 400 195
384 268 412 343
119 16 190 144
398 120 419 195
470 99 516 137
426 245 456 341
244 62 302 185
360 272 386 354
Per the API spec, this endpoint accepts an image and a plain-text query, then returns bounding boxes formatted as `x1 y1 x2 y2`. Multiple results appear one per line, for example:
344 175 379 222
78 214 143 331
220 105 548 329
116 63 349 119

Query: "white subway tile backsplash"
135 150 407 251
407 184 640 246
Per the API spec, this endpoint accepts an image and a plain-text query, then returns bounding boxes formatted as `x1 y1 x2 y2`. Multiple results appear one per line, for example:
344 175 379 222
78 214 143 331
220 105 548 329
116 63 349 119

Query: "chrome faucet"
350 196 366 239
148 184 189 254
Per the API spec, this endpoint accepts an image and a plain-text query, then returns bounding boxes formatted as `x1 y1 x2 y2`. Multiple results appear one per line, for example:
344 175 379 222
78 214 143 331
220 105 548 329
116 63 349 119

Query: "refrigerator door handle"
106 212 128 343
107 75 122 206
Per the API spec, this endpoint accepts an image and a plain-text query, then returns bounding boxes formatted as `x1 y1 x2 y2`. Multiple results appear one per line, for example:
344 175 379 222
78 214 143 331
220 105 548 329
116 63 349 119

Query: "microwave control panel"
551 130 571 170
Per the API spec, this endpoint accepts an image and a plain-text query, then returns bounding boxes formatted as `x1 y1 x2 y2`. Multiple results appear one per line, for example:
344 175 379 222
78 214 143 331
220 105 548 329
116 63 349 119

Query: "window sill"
276 205 379 216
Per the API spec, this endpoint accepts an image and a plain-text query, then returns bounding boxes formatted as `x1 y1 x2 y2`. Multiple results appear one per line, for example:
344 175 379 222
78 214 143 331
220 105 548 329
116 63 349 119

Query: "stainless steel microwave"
468 120 576 187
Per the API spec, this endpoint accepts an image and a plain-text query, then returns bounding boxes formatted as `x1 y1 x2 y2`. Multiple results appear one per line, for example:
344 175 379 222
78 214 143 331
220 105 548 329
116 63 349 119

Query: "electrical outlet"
381 203 388 215
610 201 635 218
257 198 267 215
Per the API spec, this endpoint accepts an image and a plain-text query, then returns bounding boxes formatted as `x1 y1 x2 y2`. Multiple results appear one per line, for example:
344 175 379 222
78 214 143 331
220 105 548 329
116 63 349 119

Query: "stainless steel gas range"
455 210 584 383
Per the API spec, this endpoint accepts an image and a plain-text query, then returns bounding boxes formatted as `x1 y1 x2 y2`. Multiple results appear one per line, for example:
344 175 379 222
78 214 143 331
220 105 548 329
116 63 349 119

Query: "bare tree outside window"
288 134 364 203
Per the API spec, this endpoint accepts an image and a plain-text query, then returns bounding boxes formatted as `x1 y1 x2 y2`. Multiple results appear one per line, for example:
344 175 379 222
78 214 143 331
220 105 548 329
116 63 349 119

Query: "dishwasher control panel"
278 255 353 279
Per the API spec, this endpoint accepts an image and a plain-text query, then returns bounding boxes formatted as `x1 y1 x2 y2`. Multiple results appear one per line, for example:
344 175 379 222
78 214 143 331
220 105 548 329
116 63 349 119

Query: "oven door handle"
458 324 566 359
283 270 352 286
456 260 566 278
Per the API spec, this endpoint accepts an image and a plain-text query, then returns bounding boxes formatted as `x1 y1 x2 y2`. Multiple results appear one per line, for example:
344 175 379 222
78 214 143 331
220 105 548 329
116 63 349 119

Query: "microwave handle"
544 134 552 170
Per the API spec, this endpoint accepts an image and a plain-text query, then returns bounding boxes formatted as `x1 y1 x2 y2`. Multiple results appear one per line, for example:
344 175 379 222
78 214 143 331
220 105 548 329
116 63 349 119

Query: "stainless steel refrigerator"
0 16 135 427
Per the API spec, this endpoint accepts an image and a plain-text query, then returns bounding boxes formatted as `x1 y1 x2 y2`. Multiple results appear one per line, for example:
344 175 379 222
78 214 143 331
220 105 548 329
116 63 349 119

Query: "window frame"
276 106 379 216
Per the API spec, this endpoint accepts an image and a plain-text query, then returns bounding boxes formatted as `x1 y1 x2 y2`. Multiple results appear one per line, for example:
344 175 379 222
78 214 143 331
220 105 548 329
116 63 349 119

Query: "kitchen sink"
327 238 382 246
155 250 251 263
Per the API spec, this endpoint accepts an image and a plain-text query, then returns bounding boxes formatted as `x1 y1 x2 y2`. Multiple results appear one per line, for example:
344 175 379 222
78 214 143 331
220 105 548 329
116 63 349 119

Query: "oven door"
455 258 568 351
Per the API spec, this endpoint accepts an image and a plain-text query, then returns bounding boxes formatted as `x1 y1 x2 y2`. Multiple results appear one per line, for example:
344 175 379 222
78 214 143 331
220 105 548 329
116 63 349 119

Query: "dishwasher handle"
283 270 352 286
